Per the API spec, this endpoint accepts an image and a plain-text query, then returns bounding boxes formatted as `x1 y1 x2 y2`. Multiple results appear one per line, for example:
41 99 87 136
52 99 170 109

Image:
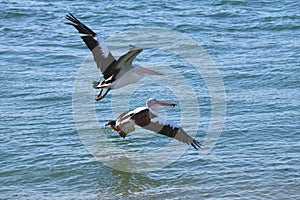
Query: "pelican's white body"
110 68 144 89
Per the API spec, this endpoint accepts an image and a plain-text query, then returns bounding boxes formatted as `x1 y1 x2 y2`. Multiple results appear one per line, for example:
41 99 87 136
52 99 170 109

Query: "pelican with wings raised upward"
105 98 201 150
65 13 163 101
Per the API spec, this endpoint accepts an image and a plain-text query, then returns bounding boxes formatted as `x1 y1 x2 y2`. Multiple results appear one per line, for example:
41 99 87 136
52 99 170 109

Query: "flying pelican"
105 98 201 150
65 13 163 101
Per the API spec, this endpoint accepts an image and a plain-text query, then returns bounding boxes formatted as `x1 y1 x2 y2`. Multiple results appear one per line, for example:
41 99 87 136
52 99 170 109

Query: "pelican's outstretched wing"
145 117 201 150
65 13 116 79
131 109 201 150
114 45 143 79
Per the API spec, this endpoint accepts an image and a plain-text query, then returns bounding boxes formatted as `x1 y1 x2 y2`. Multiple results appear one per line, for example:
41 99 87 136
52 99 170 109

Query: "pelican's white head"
146 98 176 111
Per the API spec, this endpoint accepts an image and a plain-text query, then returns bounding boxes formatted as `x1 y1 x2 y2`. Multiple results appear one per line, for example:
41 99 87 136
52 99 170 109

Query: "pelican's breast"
117 121 135 134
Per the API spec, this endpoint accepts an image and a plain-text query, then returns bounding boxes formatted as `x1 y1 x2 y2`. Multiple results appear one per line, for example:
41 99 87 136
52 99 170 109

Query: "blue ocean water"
1 0 299 199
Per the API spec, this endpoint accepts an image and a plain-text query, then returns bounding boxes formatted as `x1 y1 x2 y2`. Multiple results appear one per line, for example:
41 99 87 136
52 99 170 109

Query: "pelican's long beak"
140 66 164 75
156 100 176 108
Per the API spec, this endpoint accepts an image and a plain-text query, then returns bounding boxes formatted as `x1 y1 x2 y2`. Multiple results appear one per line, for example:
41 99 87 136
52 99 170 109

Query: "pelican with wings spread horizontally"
105 98 201 150
65 13 163 101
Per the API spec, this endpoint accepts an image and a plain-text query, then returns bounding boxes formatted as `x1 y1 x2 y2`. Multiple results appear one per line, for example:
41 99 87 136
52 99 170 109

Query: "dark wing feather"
65 13 116 78
65 13 97 36
131 110 201 150
130 108 151 127
143 121 201 150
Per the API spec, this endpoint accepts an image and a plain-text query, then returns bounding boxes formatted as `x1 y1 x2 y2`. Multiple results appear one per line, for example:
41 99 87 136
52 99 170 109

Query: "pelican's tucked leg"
95 88 111 101
97 88 103 97
95 89 103 101
93 89 103 100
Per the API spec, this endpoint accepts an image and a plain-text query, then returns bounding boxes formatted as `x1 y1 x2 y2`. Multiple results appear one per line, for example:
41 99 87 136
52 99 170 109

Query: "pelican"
65 13 163 101
105 98 201 150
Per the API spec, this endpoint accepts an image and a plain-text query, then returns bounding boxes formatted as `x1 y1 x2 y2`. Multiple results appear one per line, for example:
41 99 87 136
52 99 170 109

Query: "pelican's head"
105 120 116 127
134 66 164 76
146 98 176 110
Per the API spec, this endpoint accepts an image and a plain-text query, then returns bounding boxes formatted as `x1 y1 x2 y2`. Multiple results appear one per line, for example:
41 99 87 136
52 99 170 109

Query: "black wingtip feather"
65 13 80 25
65 12 97 37
191 139 202 150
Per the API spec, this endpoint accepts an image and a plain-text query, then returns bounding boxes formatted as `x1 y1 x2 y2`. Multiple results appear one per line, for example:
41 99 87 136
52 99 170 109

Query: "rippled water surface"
1 0 299 199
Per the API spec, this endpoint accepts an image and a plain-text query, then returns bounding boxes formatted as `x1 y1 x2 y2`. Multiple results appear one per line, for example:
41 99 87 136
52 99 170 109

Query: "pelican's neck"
147 105 160 115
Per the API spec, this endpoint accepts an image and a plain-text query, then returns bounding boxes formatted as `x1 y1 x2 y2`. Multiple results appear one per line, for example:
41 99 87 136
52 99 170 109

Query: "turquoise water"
1 0 299 199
